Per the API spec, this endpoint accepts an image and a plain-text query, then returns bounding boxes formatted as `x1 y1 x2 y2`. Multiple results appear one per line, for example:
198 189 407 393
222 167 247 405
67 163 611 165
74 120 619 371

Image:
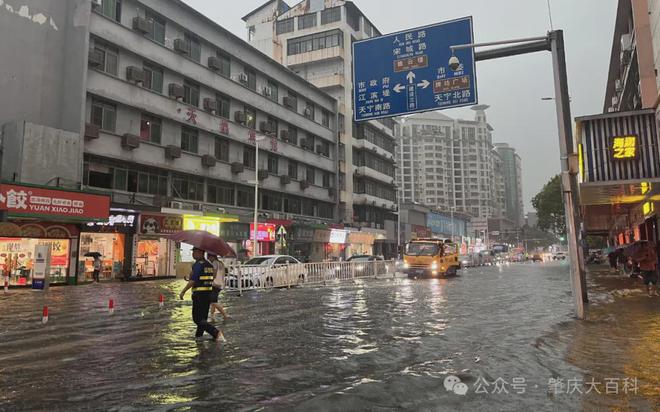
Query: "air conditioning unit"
165 145 181 159
238 73 249 84
203 98 218 114
234 111 246 124
300 180 310 190
208 56 223 71
612 95 619 106
259 121 271 133
231 162 244 174
121 134 140 150
201 155 216 168
621 33 633 52
258 169 269 180
280 129 289 142
168 83 184 100
88 49 103 67
615 79 623 93
170 201 184 209
173 38 190 55
132 16 151 34
84 123 100 140
280 175 291 185
283 96 296 109
263 86 273 97
126 66 144 83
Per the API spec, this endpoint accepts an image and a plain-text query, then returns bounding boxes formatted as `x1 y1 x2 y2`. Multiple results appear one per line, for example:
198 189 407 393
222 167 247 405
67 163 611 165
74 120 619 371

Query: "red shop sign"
0 183 110 221
250 223 276 242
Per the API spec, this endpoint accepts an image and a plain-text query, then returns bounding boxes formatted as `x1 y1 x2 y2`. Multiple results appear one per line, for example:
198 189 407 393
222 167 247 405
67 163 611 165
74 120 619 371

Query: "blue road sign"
352 17 477 121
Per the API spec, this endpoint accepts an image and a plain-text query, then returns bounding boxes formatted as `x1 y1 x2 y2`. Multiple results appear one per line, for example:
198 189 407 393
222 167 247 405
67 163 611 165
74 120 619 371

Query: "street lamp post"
252 134 266 257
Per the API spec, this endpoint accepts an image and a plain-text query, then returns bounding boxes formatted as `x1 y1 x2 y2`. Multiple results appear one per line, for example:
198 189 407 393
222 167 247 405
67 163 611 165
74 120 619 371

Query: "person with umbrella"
179 247 222 341
84 252 103 282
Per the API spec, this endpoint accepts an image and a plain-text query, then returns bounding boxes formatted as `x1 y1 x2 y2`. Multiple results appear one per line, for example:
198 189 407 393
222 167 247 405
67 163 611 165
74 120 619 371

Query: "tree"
531 174 566 237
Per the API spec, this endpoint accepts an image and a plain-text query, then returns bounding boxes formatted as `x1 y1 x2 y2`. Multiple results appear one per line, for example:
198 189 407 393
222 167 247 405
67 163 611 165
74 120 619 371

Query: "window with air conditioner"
214 138 229 161
184 33 202 62
92 41 118 76
143 63 163 93
183 80 200 107
244 67 257 90
181 127 198 153
98 0 121 22
140 114 161 143
216 93 231 119
145 11 166 44
91 99 116 132
244 106 257 129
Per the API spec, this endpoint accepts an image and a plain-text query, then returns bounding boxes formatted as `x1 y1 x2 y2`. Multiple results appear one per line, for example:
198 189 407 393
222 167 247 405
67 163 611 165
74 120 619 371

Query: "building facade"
494 143 524 227
395 105 507 220
1 0 342 279
243 0 398 245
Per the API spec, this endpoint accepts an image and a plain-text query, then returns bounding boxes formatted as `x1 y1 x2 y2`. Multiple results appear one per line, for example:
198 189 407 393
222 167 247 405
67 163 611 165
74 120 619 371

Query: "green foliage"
531 174 566 237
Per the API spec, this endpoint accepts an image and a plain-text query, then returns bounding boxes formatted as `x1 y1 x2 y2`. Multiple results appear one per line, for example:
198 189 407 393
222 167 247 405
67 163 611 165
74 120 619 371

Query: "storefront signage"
0 183 110 220
218 222 250 241
86 214 136 228
611 135 638 160
140 214 183 235
183 215 221 236
313 229 330 243
328 229 348 244
348 232 375 245
250 223 276 242
427 213 466 237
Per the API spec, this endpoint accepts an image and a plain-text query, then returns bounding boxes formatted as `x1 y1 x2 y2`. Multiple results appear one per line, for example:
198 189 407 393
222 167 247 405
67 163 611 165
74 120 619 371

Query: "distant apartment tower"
395 105 505 219
244 0 398 234
494 143 524 227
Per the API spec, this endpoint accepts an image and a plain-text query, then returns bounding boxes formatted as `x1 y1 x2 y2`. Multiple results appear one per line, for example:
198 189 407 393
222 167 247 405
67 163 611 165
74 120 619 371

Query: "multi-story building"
0 0 341 277
395 105 505 220
243 0 398 256
494 143 524 227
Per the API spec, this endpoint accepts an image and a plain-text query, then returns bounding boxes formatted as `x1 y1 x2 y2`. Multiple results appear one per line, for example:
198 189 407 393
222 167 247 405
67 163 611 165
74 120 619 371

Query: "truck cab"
403 238 461 278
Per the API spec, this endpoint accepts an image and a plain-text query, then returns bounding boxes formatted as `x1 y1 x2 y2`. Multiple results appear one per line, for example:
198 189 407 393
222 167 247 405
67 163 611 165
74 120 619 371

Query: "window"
207 181 234 205
91 99 116 132
99 0 121 22
287 29 343 56
322 110 330 127
183 80 199 107
317 140 330 157
215 51 231 78
304 102 314 120
139 114 161 143
267 116 278 137
214 138 229 161
286 91 298 111
284 197 301 214
237 187 254 207
321 7 341 25
318 203 333 219
243 145 256 168
346 5 360 31
364 22 374 37
276 18 294 34
184 33 201 62
266 80 279 102
298 13 317 30
145 11 165 44
306 167 315 184
302 199 314 216
86 158 168 195
262 191 282 211
172 174 204 201
244 66 256 91
143 63 163 93
287 126 298 145
268 154 279 174
322 172 331 188
244 106 257 129
216 94 230 119
181 127 198 153
248 26 255 42
93 42 118 76
288 161 298 179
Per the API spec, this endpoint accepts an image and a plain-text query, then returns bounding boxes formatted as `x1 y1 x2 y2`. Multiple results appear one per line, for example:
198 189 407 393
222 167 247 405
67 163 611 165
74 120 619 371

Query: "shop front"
347 231 376 257
136 213 183 277
218 222 250 261
289 225 315 262
326 229 349 260
181 214 240 261
79 211 138 281
250 223 276 256
0 183 110 286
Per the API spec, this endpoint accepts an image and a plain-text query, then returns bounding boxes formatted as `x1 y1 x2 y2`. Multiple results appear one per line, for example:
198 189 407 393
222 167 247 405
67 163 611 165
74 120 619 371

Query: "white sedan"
228 255 307 288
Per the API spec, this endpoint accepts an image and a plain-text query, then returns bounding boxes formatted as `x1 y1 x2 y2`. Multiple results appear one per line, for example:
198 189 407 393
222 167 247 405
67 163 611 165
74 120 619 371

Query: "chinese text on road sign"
352 17 477 121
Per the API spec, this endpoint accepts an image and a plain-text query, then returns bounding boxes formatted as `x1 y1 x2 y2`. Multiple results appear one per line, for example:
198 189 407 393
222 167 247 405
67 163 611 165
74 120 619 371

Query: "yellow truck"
403 238 461 278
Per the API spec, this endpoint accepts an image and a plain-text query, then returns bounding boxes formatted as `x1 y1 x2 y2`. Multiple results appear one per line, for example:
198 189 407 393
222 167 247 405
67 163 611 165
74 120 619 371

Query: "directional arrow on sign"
417 79 430 89
393 84 406 93
406 71 416 84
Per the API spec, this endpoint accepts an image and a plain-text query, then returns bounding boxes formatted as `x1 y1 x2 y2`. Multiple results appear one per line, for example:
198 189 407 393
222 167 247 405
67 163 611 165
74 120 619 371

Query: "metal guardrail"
224 260 398 294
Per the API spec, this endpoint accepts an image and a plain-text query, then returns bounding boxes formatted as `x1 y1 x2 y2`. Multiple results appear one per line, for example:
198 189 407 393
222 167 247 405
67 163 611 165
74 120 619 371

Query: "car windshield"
405 242 440 256
245 257 274 265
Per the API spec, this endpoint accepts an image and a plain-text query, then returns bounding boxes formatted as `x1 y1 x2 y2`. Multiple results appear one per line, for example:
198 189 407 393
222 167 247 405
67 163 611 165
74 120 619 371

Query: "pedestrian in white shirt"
208 254 230 320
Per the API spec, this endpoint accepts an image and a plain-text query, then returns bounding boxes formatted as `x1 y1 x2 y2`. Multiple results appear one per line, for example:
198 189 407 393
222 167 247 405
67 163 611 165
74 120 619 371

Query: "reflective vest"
192 259 215 293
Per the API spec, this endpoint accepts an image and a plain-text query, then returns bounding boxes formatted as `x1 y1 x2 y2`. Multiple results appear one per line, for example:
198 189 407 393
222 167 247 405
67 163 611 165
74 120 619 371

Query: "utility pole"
451 30 586 319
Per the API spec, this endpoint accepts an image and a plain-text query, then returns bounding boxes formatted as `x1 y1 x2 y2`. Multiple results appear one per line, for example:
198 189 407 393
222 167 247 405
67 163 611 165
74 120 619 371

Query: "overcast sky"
183 0 617 213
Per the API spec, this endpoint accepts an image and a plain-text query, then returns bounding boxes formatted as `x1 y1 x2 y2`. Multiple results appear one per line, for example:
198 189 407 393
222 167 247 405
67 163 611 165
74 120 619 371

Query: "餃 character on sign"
6 190 28 209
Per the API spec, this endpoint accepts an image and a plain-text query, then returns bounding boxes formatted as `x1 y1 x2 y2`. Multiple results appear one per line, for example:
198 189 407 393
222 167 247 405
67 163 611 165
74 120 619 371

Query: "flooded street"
0 263 658 411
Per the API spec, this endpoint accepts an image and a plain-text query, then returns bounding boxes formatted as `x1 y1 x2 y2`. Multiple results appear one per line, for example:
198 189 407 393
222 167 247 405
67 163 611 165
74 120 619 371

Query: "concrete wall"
0 0 90 133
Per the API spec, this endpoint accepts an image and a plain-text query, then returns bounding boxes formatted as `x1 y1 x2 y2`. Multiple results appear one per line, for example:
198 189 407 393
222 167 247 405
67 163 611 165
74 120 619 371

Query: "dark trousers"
192 293 219 338
93 270 100 282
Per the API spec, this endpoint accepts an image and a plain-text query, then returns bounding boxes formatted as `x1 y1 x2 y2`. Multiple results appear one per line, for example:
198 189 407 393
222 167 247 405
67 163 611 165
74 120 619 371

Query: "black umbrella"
84 252 102 258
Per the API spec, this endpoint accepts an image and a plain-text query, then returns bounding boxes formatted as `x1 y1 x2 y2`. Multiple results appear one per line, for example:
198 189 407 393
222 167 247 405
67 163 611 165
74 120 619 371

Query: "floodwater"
0 263 658 411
